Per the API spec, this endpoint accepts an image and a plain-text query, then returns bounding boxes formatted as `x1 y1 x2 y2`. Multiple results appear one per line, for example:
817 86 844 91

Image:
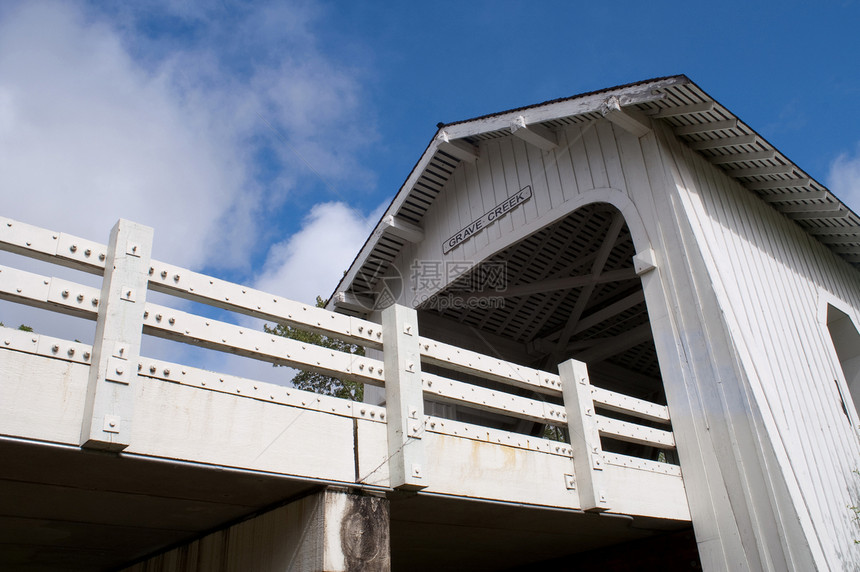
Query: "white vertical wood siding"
667 134 860 569
393 120 641 305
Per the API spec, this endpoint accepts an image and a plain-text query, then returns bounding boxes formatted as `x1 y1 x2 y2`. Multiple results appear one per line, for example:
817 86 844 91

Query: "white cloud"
254 201 381 305
829 144 860 213
0 1 382 385
0 1 377 273
0 1 255 270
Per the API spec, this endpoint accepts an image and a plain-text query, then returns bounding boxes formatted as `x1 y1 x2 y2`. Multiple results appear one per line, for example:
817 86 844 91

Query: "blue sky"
1 0 859 381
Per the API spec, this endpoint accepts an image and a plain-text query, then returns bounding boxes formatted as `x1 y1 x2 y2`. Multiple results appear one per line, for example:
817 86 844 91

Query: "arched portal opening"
416 202 668 459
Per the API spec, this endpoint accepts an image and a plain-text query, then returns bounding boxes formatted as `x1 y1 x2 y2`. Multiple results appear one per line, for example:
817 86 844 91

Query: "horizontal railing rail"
0 216 681 515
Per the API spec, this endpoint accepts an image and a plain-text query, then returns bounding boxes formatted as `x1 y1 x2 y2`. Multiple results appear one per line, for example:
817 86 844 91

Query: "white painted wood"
420 431 580 509
381 214 424 243
746 177 812 191
81 220 152 451
708 150 776 164
333 290 375 312
382 304 427 490
148 259 383 349
142 301 386 386
0 216 107 273
600 96 651 138
674 118 738 135
651 101 714 118
510 115 558 151
603 462 689 520
596 416 675 448
437 131 479 162
130 377 357 481
658 122 845 569
438 76 683 140
688 134 756 150
0 350 88 444
590 386 670 423
560 359 610 512
422 372 567 425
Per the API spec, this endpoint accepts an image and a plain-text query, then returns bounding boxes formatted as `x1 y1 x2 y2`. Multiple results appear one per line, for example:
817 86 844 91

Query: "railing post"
381 303 427 490
80 219 153 451
560 358 611 511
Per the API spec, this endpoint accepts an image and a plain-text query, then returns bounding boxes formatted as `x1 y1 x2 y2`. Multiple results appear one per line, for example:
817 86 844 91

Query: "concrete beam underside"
121 488 390 572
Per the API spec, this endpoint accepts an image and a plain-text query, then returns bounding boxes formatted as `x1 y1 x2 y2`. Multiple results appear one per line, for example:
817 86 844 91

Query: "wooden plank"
651 101 714 118
142 302 386 387
582 121 610 189
726 164 795 178
511 138 540 223
603 462 690 520
541 131 567 209
0 351 88 444
761 190 826 203
439 76 685 139
565 124 592 197
674 119 738 135
419 336 562 397
688 134 757 150
596 416 675 448
590 386 670 424
597 122 627 191
422 372 566 425
745 177 812 190
471 268 636 300
130 378 356 482
421 431 579 509
708 150 776 164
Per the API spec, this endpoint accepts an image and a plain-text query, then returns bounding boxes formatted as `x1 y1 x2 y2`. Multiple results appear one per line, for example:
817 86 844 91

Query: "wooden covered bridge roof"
329 75 859 317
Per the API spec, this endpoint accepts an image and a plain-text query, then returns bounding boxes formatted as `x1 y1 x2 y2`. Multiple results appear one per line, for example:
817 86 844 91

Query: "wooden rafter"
534 290 646 347
572 322 653 363
550 212 626 363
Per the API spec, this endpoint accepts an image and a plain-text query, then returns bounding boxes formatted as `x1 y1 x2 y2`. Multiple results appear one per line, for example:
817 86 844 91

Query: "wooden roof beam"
573 322 653 363
805 226 859 236
600 96 651 138
675 119 738 135
817 234 860 245
510 116 558 151
532 290 647 348
436 131 479 162
689 134 757 150
728 164 795 178
746 177 812 191
709 150 776 165
381 215 424 243
762 190 826 203
788 208 851 221
332 292 374 312
651 101 714 118
551 213 626 361
777 202 844 214
472 267 637 300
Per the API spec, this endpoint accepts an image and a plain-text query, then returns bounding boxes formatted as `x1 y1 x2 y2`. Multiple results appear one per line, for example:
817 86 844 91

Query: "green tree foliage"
0 322 33 332
264 297 365 401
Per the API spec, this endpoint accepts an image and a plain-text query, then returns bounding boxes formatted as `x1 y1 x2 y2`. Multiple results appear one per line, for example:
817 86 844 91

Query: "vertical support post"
382 304 427 490
560 358 610 511
80 219 153 451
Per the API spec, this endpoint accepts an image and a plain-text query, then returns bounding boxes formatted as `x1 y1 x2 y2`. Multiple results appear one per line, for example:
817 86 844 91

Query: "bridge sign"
443 185 532 254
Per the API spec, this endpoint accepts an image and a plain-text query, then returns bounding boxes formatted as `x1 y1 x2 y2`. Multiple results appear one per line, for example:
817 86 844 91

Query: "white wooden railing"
0 216 682 516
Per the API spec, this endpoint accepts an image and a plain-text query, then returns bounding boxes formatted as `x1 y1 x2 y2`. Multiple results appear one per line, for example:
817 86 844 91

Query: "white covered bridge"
3 75 860 570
